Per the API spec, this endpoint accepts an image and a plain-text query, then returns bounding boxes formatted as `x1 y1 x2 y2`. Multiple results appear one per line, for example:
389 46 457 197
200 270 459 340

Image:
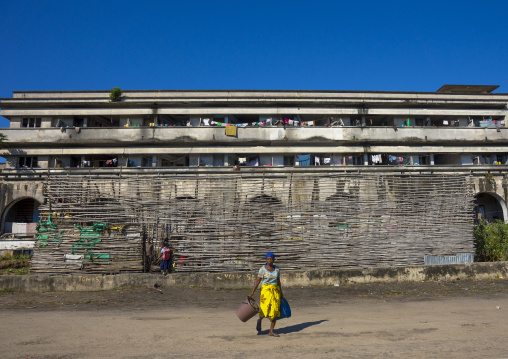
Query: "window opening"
18 157 38 168
73 117 84 127
284 156 295 166
71 156 81 168
142 156 153 167
22 118 41 128
345 155 363 166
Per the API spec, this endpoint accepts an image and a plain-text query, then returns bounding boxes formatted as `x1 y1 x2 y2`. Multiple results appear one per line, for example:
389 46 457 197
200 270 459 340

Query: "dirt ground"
1 278 508 359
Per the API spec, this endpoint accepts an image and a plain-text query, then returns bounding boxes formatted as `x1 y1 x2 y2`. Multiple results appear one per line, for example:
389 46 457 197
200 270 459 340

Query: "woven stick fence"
31 173 475 274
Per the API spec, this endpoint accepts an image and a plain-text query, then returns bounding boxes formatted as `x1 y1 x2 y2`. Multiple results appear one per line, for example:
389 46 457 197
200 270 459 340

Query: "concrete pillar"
152 155 157 167
41 117 52 128
430 154 435 166
363 154 369 165
38 156 49 169
9 118 21 128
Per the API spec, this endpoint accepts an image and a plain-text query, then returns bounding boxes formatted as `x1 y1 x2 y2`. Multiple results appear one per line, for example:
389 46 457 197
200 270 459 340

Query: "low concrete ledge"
1 262 507 292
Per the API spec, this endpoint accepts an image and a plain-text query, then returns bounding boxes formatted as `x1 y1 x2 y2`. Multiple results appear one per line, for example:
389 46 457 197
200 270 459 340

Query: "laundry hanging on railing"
298 154 311 166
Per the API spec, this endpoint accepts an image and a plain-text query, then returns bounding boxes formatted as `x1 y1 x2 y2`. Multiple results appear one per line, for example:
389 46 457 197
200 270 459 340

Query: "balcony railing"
1 126 507 146
1 165 507 179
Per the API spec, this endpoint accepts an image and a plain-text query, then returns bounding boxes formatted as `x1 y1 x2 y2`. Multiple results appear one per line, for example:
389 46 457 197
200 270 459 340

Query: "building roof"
436 85 499 94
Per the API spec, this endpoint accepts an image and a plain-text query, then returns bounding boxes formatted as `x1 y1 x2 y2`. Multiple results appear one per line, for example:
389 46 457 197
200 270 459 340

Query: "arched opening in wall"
474 192 507 224
2 197 41 236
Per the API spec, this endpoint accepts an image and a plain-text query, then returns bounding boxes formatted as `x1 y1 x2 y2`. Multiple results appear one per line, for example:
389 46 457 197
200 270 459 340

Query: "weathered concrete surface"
1 262 507 292
3 127 508 146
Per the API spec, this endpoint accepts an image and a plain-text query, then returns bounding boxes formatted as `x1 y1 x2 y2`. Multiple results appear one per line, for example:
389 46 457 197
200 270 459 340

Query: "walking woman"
250 252 284 337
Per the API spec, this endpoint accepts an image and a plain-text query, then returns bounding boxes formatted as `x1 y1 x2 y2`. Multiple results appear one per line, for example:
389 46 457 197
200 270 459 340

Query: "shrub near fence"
474 220 508 262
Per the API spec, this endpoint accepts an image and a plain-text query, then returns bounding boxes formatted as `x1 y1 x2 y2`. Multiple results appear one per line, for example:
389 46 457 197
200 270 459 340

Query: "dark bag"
278 298 291 319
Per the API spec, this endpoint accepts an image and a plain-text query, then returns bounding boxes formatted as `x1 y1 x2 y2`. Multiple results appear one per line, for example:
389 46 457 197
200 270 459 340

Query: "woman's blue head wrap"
265 252 275 260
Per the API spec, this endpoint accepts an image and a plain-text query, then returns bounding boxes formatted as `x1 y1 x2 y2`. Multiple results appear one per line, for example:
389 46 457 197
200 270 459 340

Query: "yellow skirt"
259 284 281 321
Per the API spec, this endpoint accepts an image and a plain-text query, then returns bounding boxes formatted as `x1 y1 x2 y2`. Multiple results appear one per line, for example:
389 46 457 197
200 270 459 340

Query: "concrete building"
0 85 507 272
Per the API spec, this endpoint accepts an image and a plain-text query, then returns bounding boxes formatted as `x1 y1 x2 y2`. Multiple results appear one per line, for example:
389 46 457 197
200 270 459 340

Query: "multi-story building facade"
0 85 507 273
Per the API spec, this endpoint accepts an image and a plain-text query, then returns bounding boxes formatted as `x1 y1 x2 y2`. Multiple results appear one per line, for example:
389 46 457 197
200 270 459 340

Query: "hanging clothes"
247 158 259 166
388 155 399 164
298 154 311 166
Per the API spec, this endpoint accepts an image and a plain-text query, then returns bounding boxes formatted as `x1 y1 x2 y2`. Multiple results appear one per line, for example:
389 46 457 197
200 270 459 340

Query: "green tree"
109 87 122 102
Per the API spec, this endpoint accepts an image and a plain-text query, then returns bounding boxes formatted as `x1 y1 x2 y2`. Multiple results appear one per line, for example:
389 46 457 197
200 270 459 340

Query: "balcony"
1 126 507 147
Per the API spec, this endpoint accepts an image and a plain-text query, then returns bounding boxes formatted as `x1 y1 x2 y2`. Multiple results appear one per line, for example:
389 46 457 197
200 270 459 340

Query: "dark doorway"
3 198 41 235
474 193 505 223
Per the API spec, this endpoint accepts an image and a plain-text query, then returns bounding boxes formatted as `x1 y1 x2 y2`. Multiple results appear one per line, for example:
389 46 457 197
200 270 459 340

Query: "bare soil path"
1 278 507 358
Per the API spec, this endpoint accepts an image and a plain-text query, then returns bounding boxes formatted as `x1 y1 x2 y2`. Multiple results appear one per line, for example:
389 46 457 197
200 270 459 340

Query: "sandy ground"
1 278 508 359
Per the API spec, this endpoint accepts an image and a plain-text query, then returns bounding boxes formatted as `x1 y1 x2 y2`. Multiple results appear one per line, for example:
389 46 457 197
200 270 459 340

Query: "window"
161 158 173 167
22 118 41 128
418 156 430 165
71 156 81 167
213 155 224 167
345 155 363 165
73 118 84 127
142 156 153 167
284 156 294 166
18 157 38 168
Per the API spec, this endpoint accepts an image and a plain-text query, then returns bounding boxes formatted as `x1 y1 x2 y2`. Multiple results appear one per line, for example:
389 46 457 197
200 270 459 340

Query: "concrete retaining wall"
1 262 507 292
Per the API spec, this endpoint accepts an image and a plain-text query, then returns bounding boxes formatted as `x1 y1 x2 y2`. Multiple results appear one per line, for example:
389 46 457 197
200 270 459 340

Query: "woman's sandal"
268 333 280 337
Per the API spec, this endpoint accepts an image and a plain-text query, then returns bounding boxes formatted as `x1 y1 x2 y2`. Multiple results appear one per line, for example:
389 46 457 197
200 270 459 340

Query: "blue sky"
0 0 507 129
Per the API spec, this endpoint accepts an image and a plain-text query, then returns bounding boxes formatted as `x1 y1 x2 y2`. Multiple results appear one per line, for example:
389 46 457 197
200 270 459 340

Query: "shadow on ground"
257 320 328 335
